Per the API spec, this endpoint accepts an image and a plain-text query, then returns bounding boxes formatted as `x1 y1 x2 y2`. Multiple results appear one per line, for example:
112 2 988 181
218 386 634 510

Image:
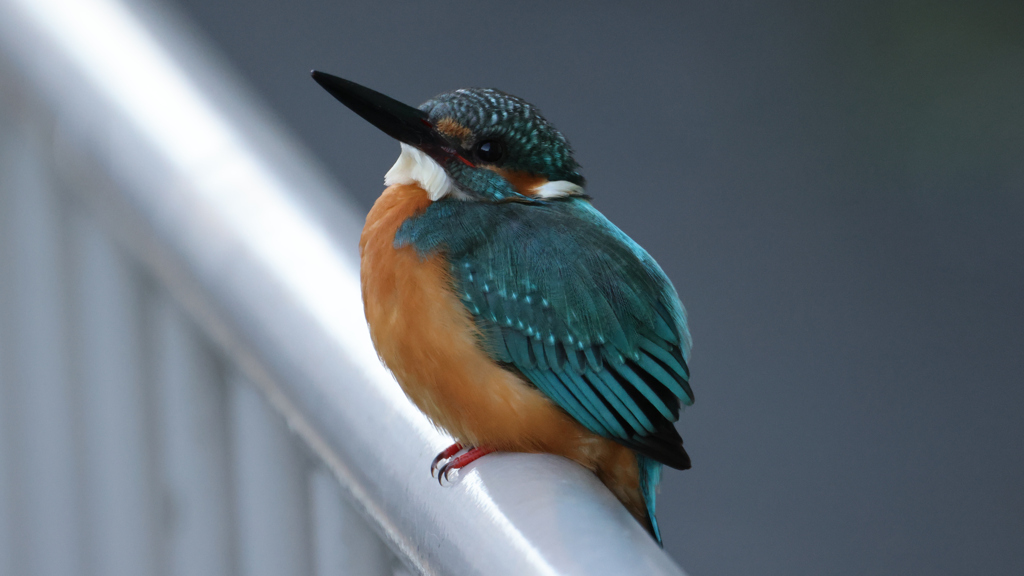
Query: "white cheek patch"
533 179 585 199
384 143 455 201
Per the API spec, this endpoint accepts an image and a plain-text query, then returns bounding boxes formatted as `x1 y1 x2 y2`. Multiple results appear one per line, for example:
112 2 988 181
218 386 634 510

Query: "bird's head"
312 71 585 202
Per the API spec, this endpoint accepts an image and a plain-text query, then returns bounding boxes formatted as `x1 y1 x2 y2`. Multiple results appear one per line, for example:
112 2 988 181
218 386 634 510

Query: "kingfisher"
312 71 693 544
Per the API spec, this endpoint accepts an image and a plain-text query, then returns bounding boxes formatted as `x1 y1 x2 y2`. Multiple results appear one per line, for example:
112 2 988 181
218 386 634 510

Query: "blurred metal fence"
0 57 395 576
0 0 689 575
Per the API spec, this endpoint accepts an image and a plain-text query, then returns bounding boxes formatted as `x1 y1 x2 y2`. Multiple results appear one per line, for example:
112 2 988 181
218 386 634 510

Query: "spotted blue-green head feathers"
419 88 585 190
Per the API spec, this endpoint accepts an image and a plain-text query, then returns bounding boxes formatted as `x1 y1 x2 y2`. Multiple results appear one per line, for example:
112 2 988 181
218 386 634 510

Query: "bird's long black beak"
311 70 466 165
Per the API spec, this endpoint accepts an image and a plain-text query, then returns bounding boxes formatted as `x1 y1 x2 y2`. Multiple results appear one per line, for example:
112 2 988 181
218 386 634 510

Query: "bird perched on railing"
312 71 694 544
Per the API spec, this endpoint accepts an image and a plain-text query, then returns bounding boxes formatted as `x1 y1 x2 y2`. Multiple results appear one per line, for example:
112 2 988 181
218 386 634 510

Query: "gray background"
162 0 1024 574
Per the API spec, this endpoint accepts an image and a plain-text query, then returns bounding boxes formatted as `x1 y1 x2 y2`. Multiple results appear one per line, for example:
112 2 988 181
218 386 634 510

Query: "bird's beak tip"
311 70 444 153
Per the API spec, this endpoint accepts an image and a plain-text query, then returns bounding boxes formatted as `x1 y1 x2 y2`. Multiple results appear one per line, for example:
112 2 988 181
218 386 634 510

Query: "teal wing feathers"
396 197 693 469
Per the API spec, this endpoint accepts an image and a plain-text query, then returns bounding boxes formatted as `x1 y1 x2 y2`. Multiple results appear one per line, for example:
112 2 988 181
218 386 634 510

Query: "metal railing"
0 0 689 574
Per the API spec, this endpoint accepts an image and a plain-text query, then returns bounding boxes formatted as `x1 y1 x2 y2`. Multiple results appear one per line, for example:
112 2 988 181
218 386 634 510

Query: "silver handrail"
0 0 689 574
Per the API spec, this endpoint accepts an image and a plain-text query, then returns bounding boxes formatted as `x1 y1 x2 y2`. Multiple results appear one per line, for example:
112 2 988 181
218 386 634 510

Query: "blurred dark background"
162 0 1024 573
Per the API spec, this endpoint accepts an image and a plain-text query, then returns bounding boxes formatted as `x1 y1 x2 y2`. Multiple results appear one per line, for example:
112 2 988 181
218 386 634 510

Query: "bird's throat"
384 143 455 201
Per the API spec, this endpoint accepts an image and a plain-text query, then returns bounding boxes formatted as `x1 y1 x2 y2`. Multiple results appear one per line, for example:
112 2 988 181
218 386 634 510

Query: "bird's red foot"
436 446 496 484
430 443 463 477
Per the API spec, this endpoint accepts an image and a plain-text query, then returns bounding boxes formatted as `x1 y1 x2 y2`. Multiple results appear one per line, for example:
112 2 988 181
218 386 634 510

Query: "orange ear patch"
435 117 472 140
488 167 548 196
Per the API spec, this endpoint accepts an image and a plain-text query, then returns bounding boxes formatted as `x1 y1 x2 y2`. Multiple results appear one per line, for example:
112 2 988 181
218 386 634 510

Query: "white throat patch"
384 143 455 201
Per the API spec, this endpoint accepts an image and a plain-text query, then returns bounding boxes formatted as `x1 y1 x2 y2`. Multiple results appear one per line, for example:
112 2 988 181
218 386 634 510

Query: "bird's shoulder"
395 196 691 363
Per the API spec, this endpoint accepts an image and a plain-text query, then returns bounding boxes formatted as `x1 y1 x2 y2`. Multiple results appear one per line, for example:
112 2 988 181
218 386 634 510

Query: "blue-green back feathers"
395 196 693 471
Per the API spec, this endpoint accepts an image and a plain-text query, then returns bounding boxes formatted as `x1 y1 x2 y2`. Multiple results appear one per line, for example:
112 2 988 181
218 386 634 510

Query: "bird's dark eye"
474 139 505 163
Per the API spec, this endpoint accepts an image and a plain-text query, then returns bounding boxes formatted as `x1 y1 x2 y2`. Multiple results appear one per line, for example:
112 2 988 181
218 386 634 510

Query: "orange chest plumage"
358 183 464 430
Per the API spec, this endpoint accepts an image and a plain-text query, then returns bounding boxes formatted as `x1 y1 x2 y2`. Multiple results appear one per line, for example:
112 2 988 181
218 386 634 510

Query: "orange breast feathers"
359 183 645 520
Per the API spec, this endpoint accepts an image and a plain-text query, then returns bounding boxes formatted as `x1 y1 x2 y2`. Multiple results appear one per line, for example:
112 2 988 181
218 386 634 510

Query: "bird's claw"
438 462 457 485
429 453 446 477
430 442 464 478
432 446 496 486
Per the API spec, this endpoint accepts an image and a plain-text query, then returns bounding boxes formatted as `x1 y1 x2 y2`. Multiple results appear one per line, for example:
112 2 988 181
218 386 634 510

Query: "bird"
312 70 694 544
